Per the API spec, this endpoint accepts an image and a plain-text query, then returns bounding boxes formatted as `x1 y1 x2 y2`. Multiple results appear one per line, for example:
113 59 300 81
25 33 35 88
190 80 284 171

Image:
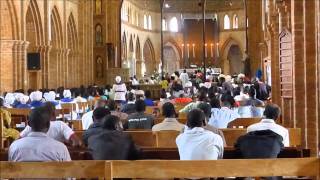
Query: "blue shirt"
144 99 154 106
60 98 74 103
30 101 43 108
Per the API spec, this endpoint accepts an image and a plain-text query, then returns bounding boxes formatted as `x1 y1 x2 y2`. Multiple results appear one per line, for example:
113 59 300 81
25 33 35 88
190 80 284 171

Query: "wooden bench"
74 128 302 148
227 117 262 128
0 158 318 179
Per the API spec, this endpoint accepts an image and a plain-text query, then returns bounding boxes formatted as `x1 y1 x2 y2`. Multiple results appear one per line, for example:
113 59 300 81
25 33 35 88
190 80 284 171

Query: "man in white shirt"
176 109 224 160
247 104 289 147
20 102 81 146
152 102 184 131
208 94 240 128
9 106 71 161
82 99 107 130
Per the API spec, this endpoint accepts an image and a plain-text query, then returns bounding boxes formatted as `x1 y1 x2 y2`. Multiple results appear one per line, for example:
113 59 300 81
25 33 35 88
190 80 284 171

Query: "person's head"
93 107 110 123
210 97 221 108
197 91 207 102
187 109 205 129
115 76 122 84
107 100 117 111
28 107 51 133
127 92 135 102
95 99 107 108
102 115 122 130
135 99 146 112
145 90 151 99
162 102 176 118
221 93 235 108
197 103 212 123
249 86 256 98
183 69 187 73
30 91 43 101
263 104 281 120
42 102 56 120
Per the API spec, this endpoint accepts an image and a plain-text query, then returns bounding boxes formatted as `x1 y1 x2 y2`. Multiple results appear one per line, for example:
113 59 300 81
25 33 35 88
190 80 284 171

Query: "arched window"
233 14 238 29
162 19 167 31
224 14 230 30
148 15 152 30
169 17 178 32
143 14 148 29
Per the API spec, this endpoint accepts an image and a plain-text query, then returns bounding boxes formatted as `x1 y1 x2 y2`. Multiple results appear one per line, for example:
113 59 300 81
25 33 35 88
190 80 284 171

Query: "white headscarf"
30 91 43 101
115 76 121 83
5 93 15 105
225 75 232 82
63 90 72 98
185 81 193 88
14 93 24 102
44 91 56 102
20 95 29 104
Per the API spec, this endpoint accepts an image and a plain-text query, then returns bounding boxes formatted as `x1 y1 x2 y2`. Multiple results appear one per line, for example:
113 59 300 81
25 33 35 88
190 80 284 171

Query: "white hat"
115 76 121 83
185 81 193 88
20 95 29 104
30 91 43 101
44 91 56 102
14 93 24 102
63 90 72 98
238 73 245 78
4 93 15 105
225 75 232 82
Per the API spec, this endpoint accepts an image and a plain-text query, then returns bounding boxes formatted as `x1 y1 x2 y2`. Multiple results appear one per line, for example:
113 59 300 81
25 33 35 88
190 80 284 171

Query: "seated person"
108 99 128 125
208 94 240 128
176 109 224 160
83 107 110 145
88 115 140 160
9 106 71 161
197 102 226 146
144 90 155 106
125 100 154 130
43 91 61 108
157 89 171 108
29 91 43 108
244 86 265 107
60 89 74 103
20 102 82 147
121 92 136 115
247 104 289 147
152 102 184 131
179 91 208 113
16 95 31 109
81 99 107 130
0 98 20 140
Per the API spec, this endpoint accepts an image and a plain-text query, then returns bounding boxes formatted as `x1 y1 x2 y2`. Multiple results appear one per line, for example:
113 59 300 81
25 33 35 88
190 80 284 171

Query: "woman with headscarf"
44 91 61 109
16 95 31 109
29 91 43 108
112 76 127 104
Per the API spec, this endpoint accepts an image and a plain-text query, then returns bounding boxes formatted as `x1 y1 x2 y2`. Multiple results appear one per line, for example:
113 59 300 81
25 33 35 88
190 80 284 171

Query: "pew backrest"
155 130 180 148
124 131 156 147
227 118 262 128
2 158 318 179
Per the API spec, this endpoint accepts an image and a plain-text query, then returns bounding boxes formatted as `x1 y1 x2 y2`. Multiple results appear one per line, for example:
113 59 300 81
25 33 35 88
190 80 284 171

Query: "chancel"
1 0 320 179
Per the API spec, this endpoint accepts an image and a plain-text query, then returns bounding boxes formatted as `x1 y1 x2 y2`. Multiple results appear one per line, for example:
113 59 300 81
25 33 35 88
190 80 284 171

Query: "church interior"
1 0 320 178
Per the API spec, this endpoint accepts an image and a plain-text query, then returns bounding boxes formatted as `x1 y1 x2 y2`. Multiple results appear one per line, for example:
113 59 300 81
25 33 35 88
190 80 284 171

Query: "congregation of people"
0 69 289 163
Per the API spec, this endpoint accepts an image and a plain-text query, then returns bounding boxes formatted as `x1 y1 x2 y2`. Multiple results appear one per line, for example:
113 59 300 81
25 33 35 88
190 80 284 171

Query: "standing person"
112 76 127 104
9 107 71 161
179 69 189 88
176 109 224 160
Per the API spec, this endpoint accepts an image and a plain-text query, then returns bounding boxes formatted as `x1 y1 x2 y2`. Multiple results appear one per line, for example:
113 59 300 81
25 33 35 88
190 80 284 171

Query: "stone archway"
121 32 127 67
221 37 244 74
0 0 20 92
49 6 64 89
227 45 243 75
67 13 78 88
26 0 44 90
135 37 142 78
163 42 181 75
143 39 155 76
127 35 135 76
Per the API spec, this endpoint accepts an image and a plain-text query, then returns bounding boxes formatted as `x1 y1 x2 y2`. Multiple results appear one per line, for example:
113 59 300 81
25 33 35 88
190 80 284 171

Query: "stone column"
62 48 70 87
0 40 16 92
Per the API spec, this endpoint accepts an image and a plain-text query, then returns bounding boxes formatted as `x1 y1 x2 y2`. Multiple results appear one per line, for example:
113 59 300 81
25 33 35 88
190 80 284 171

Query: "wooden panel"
124 131 156 147
227 118 262 128
0 161 109 178
111 158 319 178
155 131 180 148
106 68 129 84
289 128 301 147
279 30 293 98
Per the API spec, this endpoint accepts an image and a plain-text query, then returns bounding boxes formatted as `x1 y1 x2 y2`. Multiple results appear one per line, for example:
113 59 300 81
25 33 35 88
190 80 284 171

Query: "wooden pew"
6 108 31 125
0 112 4 148
0 158 317 179
74 128 302 148
111 158 319 179
227 117 262 128
154 117 187 125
